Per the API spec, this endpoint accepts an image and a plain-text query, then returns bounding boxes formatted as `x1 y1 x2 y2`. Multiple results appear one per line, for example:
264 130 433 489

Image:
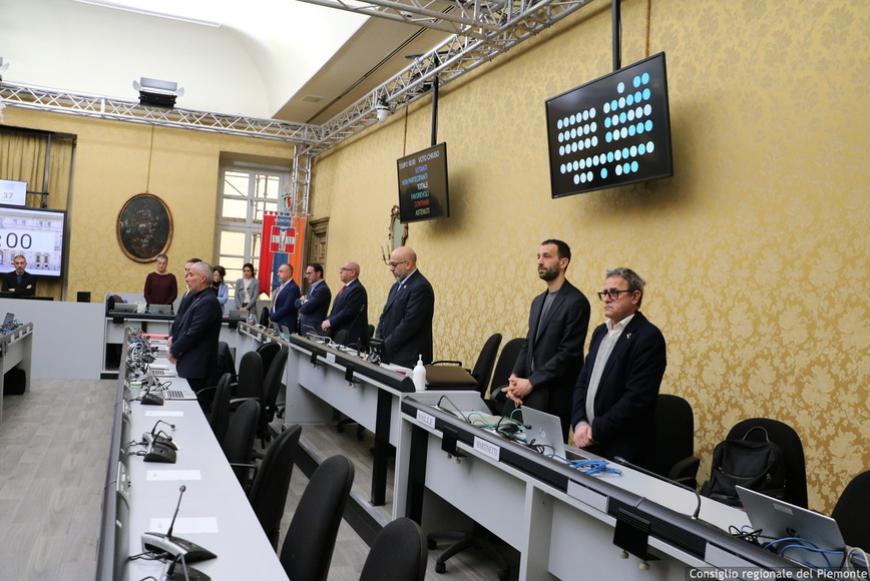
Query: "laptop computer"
2 312 14 327
736 486 846 567
147 304 172 315
519 406 567 459
113 303 138 313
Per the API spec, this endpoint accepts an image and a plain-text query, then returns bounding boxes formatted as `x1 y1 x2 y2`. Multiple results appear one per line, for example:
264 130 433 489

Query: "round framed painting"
116 193 173 262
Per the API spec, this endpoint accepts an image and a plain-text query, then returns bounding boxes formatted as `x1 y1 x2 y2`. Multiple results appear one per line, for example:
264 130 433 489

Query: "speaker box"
77 291 91 303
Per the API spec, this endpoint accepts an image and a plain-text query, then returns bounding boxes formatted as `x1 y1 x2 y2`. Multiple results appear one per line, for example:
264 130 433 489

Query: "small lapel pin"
626 333 633 339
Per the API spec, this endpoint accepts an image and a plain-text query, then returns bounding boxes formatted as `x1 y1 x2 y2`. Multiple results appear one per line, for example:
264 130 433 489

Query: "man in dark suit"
296 262 331 334
168 261 222 391
571 267 667 469
322 261 368 347
505 239 591 438
1 255 37 296
170 257 202 340
376 246 435 368
270 263 301 333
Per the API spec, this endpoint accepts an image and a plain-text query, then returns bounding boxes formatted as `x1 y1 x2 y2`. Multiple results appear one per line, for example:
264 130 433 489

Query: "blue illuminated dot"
560 164 566 174
583 110 589 121
647 141 655 153
627 94 634 106
557 119 563 130
643 88 651 100
559 146 565 156
591 136 598 147
644 104 652 116
604 117 611 129
580 158 586 169
615 149 622 161
570 128 577 138
645 120 653 131
586 156 592 167
573 160 579 171
637 122 644 134
590 108 596 118
584 138 591 148
628 125 636 137
638 143 646 155
577 141 583 151
573 174 580 185
617 82 625 94
627 110 635 121
619 112 627 123
615 165 622 176
642 72 650 84
580 173 587 184
600 168 608 179
571 142 577 153
633 75 641 88
558 133 564 143
570 114 576 125
587 171 593 182
630 145 638 157
619 97 626 108
620 127 628 138
605 133 612 143
634 91 642 103
583 124 590 136
631 161 639 172
603 102 610 114
611 99 618 111
607 151 614 162
623 163 631 174
622 148 629 158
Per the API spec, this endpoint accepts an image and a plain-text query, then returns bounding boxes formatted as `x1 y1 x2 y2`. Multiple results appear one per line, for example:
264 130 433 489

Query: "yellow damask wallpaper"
2 108 295 300
312 0 869 513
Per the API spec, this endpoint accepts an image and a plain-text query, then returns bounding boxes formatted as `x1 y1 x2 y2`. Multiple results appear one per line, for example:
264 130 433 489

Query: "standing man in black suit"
296 262 331 334
505 239 591 439
1 255 37 296
376 246 435 368
571 267 667 469
168 261 222 391
322 261 368 347
170 257 201 341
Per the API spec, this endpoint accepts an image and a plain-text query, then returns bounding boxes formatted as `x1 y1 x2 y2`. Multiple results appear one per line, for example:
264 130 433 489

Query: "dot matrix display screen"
545 52 673 198
396 142 450 223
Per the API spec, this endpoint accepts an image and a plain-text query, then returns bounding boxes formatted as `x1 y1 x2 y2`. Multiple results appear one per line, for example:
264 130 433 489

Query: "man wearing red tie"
270 263 301 333
322 261 368 347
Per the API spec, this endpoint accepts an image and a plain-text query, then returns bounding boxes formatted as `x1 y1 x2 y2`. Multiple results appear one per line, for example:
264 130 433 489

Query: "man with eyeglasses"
504 239 591 439
571 267 666 469
296 262 331 335
376 246 435 368
322 261 368 347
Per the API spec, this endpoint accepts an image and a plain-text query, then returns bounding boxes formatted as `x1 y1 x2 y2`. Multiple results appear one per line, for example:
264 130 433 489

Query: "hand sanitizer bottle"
412 355 426 392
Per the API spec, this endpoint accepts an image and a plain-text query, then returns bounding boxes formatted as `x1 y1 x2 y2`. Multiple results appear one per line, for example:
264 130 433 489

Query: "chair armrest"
229 396 259 410
429 360 463 367
668 455 700 490
229 462 258 485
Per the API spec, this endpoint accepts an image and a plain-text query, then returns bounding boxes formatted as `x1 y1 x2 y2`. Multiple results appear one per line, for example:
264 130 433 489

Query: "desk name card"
474 436 501 461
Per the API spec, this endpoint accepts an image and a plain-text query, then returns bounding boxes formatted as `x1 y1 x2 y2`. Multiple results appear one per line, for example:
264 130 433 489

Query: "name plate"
473 436 500 461
149 517 218 534
146 470 202 481
416 410 436 429
325 352 336 364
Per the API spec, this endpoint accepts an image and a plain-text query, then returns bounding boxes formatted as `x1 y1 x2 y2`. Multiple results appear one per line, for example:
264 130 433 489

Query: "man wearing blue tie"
270 263 300 333
296 262 331 334
322 261 368 347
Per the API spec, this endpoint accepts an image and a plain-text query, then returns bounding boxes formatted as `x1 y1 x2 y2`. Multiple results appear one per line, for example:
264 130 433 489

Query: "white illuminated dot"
591 122 597 132
570 128 577 138
635 107 643 119
615 164 622 176
620 127 628 138
570 114 576 125
571 142 577 153
615 149 622 161
612 115 619 126
557 119 563 130
559 146 565 156
603 102 610 114
644 104 652 116
560 164 566 174
592 156 599 167
577 141 584 151
584 137 591 148
573 160 579 171
558 133 564 143
617 82 625 93
630 145 638 157
627 110 635 121
580 158 586 169
619 97 626 108
580 173 587 183
583 110 589 121
591 136 598 147
586 156 592 167
586 171 593 181
647 141 655 153
590 108 596 118
574 174 580 184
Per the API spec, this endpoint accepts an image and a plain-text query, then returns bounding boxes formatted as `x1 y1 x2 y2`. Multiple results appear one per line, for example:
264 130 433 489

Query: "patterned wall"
312 0 869 513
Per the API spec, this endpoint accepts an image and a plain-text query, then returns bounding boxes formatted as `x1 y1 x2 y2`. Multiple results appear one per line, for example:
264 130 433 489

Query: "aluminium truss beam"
0 82 321 144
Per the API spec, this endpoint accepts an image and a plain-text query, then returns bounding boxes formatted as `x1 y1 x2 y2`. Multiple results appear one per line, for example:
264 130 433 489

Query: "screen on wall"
396 142 450 223
0 205 67 278
545 52 673 198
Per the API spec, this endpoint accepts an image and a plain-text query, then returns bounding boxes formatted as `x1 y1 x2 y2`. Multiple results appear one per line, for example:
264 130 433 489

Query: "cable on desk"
435 395 469 423
845 546 870 575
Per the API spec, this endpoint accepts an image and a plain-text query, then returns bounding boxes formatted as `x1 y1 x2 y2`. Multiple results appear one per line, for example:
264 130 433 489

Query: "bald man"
322 261 368 347
376 246 435 368
169 261 222 391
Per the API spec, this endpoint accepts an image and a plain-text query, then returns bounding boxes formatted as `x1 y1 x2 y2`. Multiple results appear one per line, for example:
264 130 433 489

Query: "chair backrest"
359 518 427 581
216 341 237 383
256 342 281 379
222 400 260 483
235 350 264 399
488 338 526 398
653 394 694 477
262 346 289 423
208 373 232 444
832 470 870 551
248 424 302 547
726 418 807 508
280 455 355 581
259 306 270 326
470 333 502 396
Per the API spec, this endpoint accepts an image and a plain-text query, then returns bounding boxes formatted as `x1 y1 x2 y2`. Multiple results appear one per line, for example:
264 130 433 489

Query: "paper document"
149 517 219 534
146 470 202 482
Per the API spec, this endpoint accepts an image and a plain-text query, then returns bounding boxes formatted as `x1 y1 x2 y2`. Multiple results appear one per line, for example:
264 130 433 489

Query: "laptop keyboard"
166 390 186 400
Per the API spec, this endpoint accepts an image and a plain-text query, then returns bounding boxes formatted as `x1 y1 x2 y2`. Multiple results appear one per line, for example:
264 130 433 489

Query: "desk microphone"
613 456 702 520
150 419 176 436
166 485 185 539
141 485 216 563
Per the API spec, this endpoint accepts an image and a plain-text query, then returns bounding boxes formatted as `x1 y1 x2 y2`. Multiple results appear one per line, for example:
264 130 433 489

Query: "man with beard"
504 239 591 439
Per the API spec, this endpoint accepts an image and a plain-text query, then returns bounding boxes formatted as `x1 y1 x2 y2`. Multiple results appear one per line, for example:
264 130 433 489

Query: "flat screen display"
546 52 673 198
397 142 450 223
0 205 67 278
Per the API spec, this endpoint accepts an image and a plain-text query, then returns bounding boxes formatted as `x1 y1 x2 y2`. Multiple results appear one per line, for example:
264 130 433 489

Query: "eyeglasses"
339 267 353 271
597 289 632 301
388 260 408 268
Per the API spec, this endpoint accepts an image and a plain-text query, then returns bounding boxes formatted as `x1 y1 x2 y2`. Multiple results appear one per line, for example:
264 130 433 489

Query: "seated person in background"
322 261 368 347
270 263 300 333
2 255 37 296
212 265 229 315
169 261 222 391
296 262 331 335
143 254 178 307
571 267 667 469
234 262 259 314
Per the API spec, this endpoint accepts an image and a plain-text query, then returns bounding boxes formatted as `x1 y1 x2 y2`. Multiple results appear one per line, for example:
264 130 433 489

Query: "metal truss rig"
0 82 321 145
306 0 594 153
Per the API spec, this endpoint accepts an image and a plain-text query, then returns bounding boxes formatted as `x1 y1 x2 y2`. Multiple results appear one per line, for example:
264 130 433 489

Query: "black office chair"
259 306 270 327
359 518 427 581
216 341 237 384
430 333 502 391
246 423 302 547
280 455 355 581
256 342 281 380
486 337 527 411
725 418 808 508
653 394 700 489
233 350 264 399
195 371 231 416
259 346 289 447
208 373 232 444
832 470 870 551
223 400 260 487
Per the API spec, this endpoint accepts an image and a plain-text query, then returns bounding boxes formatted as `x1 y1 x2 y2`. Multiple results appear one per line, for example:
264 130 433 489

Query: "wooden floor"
0 380 517 581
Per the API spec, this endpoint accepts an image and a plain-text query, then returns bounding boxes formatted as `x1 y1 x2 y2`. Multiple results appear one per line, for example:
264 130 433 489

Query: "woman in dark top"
144 254 178 306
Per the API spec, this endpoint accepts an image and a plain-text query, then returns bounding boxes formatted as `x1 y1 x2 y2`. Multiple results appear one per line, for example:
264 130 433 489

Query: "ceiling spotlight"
375 98 391 122
132 77 184 108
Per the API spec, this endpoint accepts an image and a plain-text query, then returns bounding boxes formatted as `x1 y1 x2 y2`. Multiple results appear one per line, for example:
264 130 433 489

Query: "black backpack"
701 426 787 506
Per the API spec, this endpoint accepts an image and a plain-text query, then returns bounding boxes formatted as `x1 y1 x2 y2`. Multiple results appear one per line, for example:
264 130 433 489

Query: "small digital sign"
545 52 673 198
0 205 67 278
397 142 449 223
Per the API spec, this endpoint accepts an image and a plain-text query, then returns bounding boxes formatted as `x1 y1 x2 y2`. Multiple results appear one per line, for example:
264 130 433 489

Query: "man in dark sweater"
1 255 36 296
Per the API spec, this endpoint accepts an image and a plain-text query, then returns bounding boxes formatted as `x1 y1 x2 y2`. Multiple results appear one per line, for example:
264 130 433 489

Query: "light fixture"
73 1 221 28
0 57 9 82
133 77 184 108
375 98 391 122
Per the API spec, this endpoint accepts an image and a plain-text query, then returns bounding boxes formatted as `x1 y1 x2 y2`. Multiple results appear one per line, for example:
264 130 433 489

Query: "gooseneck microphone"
151 419 176 437
141 485 216 564
166 485 186 539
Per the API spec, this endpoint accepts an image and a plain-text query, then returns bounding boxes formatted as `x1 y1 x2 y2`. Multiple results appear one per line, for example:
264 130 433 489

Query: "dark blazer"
512 280 590 431
169 287 222 381
270 280 301 333
327 279 368 347
376 270 435 368
170 290 193 339
296 280 331 335
571 311 667 469
1 270 36 296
